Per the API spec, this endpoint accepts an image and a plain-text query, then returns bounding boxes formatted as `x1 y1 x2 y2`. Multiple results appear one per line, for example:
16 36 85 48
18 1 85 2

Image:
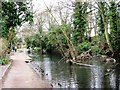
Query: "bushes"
0 38 8 56
0 56 10 65
77 41 104 55
91 45 103 55
78 41 91 53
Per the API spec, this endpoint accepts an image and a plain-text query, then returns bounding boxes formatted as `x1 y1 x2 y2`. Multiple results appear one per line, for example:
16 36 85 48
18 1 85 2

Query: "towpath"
2 52 51 88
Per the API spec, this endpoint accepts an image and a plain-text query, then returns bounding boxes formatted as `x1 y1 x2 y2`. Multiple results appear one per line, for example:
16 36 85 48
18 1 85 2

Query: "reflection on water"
43 58 52 81
30 54 120 89
90 66 103 88
110 73 116 88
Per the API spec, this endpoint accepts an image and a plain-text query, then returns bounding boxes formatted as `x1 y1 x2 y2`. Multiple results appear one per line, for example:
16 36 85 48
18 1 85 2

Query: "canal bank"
2 52 51 88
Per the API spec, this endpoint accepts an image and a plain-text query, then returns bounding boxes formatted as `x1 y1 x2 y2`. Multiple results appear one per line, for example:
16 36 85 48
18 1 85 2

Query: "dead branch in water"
66 60 96 67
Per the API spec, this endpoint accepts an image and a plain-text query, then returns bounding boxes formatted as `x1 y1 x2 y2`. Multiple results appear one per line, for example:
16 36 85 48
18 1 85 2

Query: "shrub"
0 56 10 65
0 38 8 56
91 36 106 55
78 41 91 53
91 45 103 55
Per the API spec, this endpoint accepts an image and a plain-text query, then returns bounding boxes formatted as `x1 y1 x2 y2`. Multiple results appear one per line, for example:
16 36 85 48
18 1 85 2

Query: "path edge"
0 60 13 89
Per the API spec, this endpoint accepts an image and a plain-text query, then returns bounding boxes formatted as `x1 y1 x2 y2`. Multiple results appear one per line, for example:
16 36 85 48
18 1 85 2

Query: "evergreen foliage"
73 2 88 44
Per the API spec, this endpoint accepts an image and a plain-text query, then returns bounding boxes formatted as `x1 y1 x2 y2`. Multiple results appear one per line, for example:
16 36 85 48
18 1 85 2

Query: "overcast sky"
32 0 65 13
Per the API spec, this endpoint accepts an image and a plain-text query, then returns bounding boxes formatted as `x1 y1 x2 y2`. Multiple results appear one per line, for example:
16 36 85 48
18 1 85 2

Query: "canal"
30 53 120 89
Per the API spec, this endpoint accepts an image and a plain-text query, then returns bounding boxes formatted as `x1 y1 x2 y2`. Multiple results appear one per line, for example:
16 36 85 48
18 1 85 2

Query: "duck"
50 84 53 88
58 83 62 87
25 61 29 63
41 70 44 73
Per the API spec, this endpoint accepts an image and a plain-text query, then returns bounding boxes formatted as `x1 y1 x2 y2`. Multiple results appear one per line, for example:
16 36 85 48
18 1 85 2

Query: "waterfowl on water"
51 84 53 88
58 83 62 87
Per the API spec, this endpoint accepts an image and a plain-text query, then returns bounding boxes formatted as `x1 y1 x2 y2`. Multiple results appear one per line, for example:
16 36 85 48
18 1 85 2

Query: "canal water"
30 53 120 89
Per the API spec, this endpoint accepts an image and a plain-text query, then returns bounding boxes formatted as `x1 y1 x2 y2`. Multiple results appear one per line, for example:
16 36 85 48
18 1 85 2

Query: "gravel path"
2 52 51 88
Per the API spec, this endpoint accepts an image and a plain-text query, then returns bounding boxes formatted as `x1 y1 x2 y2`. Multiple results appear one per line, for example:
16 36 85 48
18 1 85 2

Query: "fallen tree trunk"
66 59 95 67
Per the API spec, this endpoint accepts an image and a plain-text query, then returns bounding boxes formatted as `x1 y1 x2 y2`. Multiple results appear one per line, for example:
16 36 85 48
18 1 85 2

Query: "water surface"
30 53 120 89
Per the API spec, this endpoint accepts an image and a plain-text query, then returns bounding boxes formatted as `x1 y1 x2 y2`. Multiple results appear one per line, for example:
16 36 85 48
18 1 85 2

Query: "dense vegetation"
0 56 10 65
25 1 120 61
1 0 120 63
0 1 33 64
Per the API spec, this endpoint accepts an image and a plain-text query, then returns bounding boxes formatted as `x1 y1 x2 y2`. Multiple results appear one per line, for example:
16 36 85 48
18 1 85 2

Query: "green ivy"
1 1 33 38
73 2 88 44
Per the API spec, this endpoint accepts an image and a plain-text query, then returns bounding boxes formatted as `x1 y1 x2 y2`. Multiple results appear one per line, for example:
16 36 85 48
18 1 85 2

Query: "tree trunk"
101 13 114 54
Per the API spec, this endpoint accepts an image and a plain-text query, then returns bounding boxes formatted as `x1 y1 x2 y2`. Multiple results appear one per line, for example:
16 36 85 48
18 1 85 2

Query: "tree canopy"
1 1 33 38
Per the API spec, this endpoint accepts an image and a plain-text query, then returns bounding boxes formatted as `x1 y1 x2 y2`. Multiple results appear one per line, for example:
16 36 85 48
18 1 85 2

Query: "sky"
31 0 74 30
32 0 65 13
18 0 68 37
